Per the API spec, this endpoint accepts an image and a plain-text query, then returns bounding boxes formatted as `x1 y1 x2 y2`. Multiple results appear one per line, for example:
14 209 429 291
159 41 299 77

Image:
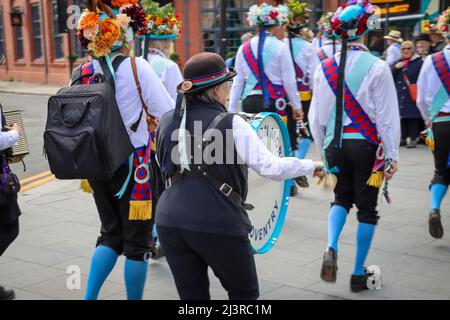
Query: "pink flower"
269 10 279 20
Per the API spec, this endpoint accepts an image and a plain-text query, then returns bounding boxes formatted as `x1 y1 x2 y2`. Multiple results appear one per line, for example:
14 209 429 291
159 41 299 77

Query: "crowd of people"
0 0 449 301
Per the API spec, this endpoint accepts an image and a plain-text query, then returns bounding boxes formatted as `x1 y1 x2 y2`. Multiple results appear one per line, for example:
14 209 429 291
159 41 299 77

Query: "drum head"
246 112 292 254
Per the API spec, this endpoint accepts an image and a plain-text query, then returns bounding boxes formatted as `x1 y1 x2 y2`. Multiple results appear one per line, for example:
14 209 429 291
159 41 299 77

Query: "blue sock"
124 258 148 300
297 139 312 159
327 205 347 252
353 223 376 276
430 184 448 211
84 245 119 300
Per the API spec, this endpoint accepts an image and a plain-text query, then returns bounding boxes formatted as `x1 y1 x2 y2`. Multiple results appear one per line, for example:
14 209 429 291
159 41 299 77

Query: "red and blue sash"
294 62 311 92
80 62 96 85
317 47 328 62
431 51 450 96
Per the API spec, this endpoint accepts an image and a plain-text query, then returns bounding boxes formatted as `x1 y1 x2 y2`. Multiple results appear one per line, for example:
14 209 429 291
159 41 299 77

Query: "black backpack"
44 56 134 180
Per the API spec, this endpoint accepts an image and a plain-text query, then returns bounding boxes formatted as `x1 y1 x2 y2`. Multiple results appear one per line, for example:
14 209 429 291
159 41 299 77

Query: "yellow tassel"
300 91 312 102
367 172 383 188
282 116 288 126
425 136 435 152
129 201 152 221
80 179 94 193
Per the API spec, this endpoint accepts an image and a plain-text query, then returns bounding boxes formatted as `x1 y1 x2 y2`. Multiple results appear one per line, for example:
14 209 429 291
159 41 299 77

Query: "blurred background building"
0 0 448 85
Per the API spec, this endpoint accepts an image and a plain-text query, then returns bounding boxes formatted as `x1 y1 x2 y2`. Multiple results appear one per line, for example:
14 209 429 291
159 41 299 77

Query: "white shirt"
309 43 401 161
94 56 175 147
385 43 401 67
0 107 19 151
232 115 315 180
229 35 302 112
147 49 184 101
417 44 450 122
317 41 342 60
284 37 320 90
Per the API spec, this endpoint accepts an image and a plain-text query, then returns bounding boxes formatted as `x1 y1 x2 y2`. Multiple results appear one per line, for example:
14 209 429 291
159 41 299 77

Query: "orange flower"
155 17 163 26
87 37 112 58
111 0 138 9
78 11 100 30
99 18 121 46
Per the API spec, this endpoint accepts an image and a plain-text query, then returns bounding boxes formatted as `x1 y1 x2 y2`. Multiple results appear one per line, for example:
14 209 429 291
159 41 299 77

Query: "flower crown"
331 0 375 40
318 12 334 36
437 7 450 37
287 0 310 28
140 0 182 39
77 0 147 58
247 3 289 27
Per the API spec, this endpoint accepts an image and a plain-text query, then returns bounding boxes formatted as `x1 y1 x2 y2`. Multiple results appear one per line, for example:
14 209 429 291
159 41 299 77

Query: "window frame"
30 2 43 60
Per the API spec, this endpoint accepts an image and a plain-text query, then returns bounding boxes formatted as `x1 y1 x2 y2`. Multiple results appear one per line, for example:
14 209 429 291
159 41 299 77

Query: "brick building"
0 1 443 85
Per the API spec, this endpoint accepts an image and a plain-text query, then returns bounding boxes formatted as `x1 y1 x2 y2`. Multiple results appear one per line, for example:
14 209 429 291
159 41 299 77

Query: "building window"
15 24 24 60
72 0 86 59
52 1 64 59
0 7 4 58
31 3 43 59
201 0 254 55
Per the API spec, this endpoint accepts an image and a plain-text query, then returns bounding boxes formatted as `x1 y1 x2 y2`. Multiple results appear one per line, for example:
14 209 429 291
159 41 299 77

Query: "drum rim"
248 112 293 254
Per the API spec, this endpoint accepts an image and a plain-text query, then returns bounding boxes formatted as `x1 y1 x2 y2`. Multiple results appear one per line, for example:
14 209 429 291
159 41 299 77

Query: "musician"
155 52 325 300
309 1 400 292
229 3 303 196
416 7 450 240
0 59 21 300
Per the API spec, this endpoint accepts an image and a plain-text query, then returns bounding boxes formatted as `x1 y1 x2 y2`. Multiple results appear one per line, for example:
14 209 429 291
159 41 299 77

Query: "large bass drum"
244 112 293 254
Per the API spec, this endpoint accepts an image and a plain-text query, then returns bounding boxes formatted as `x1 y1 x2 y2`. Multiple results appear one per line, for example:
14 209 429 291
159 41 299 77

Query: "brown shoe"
429 209 444 239
320 247 338 283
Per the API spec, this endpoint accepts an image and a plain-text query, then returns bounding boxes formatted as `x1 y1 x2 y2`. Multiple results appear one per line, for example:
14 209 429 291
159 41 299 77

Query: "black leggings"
0 219 19 256
401 118 422 140
431 121 450 186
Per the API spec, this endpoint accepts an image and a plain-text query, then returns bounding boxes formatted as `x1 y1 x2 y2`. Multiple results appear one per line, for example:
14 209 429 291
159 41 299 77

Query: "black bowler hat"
415 33 432 43
177 52 236 94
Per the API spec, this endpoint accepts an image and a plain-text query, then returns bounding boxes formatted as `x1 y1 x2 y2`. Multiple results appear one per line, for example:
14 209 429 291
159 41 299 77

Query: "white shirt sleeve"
136 57 175 119
307 44 320 90
309 64 326 155
386 45 400 67
229 46 246 113
371 61 401 161
417 55 433 122
0 130 19 151
279 44 302 110
163 62 184 102
232 115 315 180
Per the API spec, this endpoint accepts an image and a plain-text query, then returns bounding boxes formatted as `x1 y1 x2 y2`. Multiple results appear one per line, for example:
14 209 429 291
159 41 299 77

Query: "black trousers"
431 121 450 186
157 226 259 300
0 219 19 256
401 118 422 140
326 140 380 225
242 95 298 150
89 164 155 261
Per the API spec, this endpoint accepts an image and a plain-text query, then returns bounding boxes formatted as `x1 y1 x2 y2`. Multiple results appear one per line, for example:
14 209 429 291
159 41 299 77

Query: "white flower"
147 20 154 30
83 25 99 40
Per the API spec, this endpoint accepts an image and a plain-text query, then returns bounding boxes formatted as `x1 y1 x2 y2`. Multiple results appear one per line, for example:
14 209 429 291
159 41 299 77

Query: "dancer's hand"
293 109 304 121
384 161 398 181
313 161 326 178
5 123 20 134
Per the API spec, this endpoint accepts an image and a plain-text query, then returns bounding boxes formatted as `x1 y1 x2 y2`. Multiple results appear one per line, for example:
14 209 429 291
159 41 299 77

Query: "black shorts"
431 121 450 186
89 163 157 261
326 139 380 225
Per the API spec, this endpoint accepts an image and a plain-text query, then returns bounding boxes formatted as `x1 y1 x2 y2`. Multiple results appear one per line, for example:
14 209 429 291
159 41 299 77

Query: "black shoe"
320 247 338 283
295 176 310 188
0 286 15 300
290 185 298 196
406 140 417 149
350 269 374 293
429 209 444 239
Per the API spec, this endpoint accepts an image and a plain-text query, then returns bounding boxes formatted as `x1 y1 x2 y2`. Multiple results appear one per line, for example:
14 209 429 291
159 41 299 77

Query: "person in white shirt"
313 12 342 60
155 52 325 300
141 2 183 101
384 30 403 67
309 1 400 293
75 1 174 301
416 7 450 240
285 0 320 192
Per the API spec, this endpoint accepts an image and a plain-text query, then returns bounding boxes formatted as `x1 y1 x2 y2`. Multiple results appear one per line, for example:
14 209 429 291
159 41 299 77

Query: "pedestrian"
0 60 21 300
229 2 303 197
155 52 325 300
415 33 432 60
141 1 183 102
383 30 403 67
285 0 320 190
417 7 450 240
75 0 174 300
392 41 424 148
313 12 342 58
309 0 400 292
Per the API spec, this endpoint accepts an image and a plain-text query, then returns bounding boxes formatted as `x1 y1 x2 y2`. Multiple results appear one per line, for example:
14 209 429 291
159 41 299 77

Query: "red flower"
269 10 279 20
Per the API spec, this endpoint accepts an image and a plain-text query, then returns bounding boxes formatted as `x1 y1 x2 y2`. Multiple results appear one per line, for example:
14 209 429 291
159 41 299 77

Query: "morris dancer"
285 0 320 189
229 2 303 196
155 52 325 300
313 12 342 60
309 0 400 292
417 7 450 239
75 0 174 300
141 1 183 101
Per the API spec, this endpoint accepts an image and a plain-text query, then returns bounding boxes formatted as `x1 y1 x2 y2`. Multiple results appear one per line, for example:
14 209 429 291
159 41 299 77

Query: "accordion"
2 110 29 163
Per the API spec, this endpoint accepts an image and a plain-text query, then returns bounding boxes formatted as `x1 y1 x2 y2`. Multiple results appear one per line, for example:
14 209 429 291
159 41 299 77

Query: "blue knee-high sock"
327 205 347 252
353 223 376 276
297 138 312 159
430 184 448 211
124 258 148 300
84 245 119 300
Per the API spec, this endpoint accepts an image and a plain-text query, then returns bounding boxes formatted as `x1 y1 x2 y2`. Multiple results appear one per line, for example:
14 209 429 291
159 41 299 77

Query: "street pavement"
1 81 450 300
